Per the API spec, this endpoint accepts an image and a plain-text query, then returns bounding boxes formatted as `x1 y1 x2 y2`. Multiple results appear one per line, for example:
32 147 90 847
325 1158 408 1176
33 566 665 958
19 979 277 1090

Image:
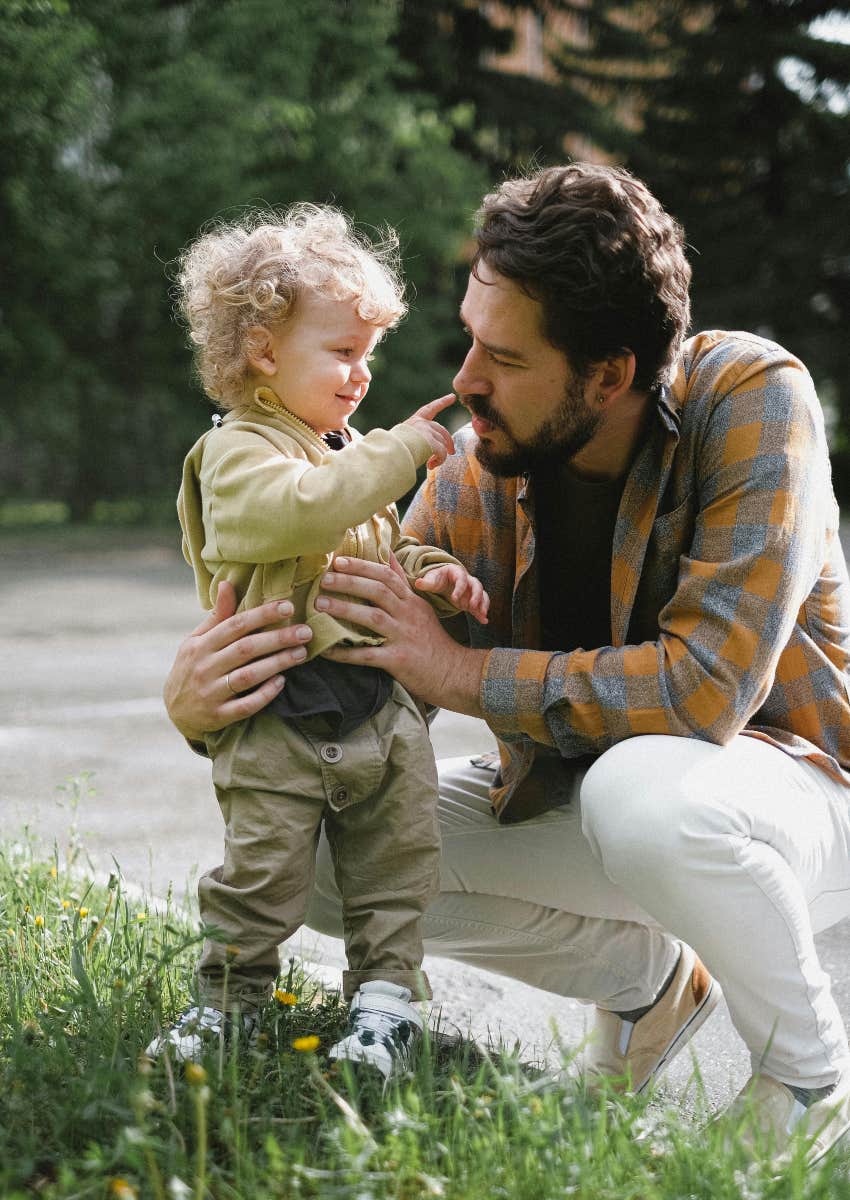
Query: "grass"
1 821 849 1200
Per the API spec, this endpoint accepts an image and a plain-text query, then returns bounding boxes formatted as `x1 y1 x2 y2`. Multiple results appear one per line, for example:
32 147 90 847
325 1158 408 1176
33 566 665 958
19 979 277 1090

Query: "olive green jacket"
178 388 462 658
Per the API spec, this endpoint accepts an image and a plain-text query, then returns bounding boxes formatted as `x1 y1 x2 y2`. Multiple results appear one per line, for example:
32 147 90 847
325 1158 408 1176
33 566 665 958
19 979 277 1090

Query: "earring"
597 394 606 406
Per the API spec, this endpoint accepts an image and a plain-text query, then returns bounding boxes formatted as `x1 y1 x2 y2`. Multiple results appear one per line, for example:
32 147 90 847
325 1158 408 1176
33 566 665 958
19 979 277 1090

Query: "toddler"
147 204 488 1079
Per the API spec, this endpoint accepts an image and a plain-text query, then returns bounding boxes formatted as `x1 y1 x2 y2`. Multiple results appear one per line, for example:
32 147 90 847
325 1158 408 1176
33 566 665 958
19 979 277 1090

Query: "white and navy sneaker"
328 981 423 1081
144 1005 258 1063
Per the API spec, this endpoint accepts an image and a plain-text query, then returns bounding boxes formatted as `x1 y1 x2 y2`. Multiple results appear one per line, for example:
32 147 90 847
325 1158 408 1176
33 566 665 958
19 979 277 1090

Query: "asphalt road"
3 525 850 1115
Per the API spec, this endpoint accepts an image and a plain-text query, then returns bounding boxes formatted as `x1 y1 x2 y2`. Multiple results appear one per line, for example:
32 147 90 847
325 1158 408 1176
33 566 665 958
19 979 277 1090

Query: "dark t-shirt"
532 463 625 653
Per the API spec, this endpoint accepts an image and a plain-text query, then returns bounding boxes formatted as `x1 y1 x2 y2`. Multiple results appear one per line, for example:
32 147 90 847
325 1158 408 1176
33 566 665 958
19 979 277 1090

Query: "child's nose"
351 356 372 383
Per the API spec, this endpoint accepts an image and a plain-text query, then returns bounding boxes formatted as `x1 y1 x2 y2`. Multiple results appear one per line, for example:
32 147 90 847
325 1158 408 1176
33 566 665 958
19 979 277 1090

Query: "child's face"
259 292 384 435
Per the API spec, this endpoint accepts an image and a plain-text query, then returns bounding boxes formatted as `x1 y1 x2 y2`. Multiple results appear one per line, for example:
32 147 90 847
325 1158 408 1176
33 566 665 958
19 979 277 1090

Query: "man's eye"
487 350 515 367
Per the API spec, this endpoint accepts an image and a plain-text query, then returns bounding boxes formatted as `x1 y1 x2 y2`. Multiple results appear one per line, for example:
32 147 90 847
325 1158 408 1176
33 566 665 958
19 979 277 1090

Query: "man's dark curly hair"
472 163 691 391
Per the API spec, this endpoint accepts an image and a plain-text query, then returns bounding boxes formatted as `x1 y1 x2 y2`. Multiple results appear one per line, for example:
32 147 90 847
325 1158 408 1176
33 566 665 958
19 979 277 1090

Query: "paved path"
3 526 850 1114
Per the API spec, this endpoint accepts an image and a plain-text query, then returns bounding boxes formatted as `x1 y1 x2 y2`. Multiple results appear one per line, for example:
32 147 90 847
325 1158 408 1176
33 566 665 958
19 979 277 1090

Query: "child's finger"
416 393 457 421
470 594 488 623
415 568 447 593
451 576 468 605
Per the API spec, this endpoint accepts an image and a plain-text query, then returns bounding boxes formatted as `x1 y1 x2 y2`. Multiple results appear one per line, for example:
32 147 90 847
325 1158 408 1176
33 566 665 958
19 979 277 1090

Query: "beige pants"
309 737 850 1090
198 682 439 1008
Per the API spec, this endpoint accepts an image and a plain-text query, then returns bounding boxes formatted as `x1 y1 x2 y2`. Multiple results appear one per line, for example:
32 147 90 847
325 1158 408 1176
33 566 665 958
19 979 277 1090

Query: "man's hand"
403 394 457 469
414 563 490 624
163 582 313 742
316 556 487 715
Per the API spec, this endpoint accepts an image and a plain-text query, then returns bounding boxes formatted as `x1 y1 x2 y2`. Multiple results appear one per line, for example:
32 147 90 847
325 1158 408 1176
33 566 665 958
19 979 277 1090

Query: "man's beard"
465 377 602 477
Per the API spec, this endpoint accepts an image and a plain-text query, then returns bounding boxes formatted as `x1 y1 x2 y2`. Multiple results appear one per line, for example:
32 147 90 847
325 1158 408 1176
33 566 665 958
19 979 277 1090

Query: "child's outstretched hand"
414 564 490 624
403 394 457 469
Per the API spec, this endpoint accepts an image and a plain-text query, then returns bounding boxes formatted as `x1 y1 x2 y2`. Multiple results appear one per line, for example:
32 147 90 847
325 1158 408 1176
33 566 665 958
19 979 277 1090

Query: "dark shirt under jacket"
532 462 626 653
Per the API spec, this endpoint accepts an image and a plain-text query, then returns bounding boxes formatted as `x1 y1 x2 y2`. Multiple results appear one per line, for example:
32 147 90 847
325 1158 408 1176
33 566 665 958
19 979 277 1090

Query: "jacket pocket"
260 557 301 600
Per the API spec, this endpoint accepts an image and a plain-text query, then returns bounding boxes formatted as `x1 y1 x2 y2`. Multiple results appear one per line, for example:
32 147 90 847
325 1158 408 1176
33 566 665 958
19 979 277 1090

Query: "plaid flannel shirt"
403 331 850 822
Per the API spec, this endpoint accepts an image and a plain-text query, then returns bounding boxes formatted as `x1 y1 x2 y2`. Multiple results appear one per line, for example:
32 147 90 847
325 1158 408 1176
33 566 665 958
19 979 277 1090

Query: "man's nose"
452 346 489 397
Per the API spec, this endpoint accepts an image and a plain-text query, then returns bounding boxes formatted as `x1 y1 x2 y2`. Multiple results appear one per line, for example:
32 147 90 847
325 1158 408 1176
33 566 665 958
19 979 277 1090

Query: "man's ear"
594 350 637 403
245 325 277 377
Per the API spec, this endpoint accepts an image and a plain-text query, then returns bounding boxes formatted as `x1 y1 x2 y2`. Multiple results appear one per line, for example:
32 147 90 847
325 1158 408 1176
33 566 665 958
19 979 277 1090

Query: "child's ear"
245 325 277 377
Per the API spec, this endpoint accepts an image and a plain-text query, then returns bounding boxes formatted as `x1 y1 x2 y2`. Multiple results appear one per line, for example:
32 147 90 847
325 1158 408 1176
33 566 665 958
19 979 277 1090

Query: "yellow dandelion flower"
49 866 57 879
34 915 44 928
135 912 147 922
185 1063 207 1086
78 907 89 918
61 899 71 910
109 1178 138 1199
24 905 30 914
274 989 298 1006
224 943 240 959
292 1035 320 1053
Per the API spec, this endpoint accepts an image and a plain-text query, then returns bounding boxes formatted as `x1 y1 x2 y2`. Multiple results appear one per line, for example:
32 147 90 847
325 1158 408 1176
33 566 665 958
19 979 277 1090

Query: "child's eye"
335 348 353 357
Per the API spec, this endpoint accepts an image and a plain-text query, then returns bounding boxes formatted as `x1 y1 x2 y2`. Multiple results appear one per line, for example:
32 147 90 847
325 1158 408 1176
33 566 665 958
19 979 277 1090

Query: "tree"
552 1 850 444
393 1 612 174
0 1 106 518
0 0 487 517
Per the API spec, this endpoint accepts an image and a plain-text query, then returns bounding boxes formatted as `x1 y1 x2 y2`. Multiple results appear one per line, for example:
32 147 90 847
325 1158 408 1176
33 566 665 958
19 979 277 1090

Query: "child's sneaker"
328 981 423 1080
144 1005 258 1063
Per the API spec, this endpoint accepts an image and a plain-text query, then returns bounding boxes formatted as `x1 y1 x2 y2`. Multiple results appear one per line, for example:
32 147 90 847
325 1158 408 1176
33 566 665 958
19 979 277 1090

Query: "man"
165 163 850 1163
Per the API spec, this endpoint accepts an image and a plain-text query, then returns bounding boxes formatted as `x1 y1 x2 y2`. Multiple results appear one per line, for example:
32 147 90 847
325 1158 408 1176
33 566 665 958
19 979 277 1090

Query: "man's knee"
580 735 733 875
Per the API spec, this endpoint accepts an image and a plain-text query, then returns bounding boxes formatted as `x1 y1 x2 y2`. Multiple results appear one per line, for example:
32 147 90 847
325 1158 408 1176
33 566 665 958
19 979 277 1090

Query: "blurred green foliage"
563 0 850 461
0 0 487 520
1 0 849 520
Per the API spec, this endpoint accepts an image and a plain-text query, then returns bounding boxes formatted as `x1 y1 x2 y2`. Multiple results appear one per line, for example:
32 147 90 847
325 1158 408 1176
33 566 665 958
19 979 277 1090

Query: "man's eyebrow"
458 306 529 363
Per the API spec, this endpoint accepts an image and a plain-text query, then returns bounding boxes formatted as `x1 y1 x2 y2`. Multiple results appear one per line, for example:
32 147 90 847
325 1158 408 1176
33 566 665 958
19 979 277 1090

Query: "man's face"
453 264 602 476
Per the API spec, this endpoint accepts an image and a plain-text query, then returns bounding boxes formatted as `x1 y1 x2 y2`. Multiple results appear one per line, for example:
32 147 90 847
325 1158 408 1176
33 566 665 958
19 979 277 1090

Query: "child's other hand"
404 394 456 469
414 564 490 624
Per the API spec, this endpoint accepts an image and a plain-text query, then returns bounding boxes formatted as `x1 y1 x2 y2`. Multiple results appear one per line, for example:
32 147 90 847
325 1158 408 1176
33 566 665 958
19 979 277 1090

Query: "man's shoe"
583 942 721 1093
328 980 423 1081
144 1005 258 1063
720 1070 850 1167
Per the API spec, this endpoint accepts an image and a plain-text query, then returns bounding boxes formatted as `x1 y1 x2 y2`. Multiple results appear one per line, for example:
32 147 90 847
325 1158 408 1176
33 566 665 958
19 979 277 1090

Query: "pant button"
331 785 349 806
320 743 343 763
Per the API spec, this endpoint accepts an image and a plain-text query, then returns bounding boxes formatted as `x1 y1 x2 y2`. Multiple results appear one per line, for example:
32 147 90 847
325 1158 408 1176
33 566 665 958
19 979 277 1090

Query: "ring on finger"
225 671 239 696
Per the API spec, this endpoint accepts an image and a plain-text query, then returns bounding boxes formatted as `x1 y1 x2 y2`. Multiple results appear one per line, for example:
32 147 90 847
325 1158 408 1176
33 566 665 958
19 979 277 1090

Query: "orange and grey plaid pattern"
403 331 850 821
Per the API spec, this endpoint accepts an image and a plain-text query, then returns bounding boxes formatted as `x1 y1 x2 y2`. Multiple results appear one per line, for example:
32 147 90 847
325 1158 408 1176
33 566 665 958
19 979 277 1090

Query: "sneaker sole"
804 1106 850 1168
636 978 723 1094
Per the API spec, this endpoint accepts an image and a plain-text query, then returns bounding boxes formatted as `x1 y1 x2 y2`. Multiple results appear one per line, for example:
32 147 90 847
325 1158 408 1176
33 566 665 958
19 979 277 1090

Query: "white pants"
307 733 850 1089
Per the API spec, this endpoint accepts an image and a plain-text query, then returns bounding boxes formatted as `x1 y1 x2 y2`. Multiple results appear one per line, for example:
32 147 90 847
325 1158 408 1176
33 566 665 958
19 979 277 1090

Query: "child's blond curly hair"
175 204 407 408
